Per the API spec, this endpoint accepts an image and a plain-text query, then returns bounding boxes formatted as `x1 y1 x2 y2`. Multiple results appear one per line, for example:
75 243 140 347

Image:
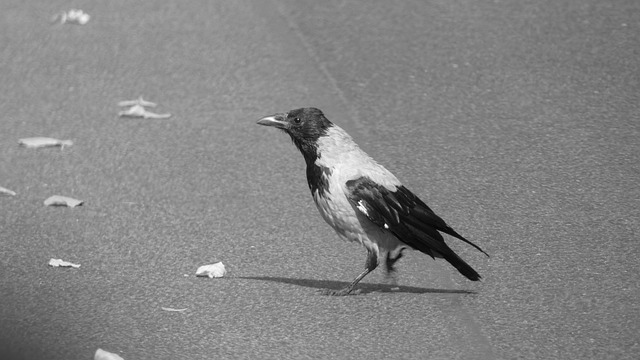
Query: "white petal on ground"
44 195 84 207
95 348 124 360
0 186 17 196
118 105 146 117
196 262 227 278
161 307 188 312
76 13 90 25
139 109 171 119
56 9 90 25
48 258 81 268
18 137 73 149
117 96 158 107
118 104 171 119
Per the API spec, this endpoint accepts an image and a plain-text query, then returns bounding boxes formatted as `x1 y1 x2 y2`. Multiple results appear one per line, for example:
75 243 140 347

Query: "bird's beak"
257 113 288 129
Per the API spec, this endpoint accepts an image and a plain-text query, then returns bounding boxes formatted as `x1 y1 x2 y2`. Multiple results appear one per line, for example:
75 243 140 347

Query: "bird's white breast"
312 170 361 241
311 125 402 246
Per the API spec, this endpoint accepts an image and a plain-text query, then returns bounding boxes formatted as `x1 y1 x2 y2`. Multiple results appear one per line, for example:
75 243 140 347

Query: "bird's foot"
318 288 361 296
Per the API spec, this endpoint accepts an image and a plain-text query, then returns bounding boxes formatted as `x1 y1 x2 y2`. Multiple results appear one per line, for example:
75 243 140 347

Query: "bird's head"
257 107 333 162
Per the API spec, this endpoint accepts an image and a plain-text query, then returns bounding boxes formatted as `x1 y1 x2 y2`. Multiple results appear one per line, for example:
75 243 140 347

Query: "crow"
257 107 488 295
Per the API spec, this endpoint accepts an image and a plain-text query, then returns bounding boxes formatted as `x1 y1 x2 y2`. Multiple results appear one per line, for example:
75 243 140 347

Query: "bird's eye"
293 117 301 124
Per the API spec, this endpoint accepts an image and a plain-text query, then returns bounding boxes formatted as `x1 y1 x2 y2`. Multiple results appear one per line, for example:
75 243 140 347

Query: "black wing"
346 176 488 280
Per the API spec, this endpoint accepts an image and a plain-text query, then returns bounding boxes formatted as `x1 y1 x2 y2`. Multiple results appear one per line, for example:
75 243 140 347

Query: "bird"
257 107 489 295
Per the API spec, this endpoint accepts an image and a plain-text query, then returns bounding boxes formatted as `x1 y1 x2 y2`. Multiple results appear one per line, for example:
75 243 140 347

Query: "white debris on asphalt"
161 307 188 312
48 258 81 268
195 262 227 278
54 9 90 25
117 96 158 108
44 195 84 208
118 104 171 119
18 137 73 149
95 348 124 360
0 186 17 196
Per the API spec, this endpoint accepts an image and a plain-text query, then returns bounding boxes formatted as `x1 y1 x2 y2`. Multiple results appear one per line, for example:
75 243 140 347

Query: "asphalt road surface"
1 1 638 359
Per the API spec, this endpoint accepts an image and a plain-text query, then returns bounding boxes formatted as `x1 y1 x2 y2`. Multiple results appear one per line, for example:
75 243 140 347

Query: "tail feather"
401 223 483 281
442 251 481 281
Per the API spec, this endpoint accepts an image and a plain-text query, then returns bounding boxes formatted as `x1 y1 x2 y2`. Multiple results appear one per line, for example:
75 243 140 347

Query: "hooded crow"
257 107 488 295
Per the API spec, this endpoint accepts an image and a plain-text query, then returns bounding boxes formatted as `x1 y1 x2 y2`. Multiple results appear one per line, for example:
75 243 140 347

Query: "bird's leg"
384 250 404 286
320 250 378 296
385 250 404 273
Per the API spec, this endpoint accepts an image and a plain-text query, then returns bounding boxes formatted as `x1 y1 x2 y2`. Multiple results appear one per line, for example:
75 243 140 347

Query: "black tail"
442 250 482 281
399 222 483 281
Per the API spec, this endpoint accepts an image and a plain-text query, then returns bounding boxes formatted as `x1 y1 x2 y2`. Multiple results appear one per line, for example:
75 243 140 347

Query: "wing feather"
345 177 489 258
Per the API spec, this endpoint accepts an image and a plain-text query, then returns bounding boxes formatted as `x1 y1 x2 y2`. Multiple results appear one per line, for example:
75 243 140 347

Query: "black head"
257 107 333 162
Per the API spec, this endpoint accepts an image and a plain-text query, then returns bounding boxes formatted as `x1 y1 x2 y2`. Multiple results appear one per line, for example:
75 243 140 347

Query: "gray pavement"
1 0 638 359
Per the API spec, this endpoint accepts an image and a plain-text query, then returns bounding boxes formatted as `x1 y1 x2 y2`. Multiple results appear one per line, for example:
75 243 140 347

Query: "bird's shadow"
237 276 476 295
